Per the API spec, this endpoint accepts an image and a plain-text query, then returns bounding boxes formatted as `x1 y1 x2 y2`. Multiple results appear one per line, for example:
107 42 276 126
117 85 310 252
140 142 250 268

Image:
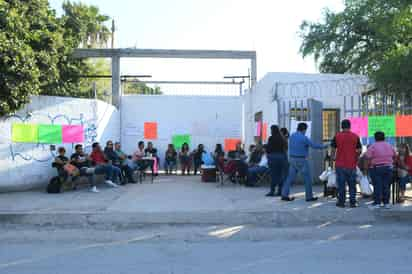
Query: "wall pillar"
111 56 121 108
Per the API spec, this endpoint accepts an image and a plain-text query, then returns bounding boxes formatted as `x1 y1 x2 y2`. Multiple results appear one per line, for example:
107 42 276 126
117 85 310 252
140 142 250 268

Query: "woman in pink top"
365 131 396 209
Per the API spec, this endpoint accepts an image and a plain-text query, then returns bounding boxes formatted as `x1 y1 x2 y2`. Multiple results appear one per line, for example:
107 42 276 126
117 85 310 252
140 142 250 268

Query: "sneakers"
105 180 118 188
281 196 295 202
306 197 319 202
368 203 381 210
90 186 99 193
383 204 392 209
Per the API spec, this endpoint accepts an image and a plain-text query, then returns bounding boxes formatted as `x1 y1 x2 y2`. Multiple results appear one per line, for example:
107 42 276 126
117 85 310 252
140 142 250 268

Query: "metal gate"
278 98 324 181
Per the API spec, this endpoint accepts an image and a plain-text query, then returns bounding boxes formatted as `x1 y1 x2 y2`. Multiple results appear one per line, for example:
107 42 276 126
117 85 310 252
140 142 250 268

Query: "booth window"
289 108 339 142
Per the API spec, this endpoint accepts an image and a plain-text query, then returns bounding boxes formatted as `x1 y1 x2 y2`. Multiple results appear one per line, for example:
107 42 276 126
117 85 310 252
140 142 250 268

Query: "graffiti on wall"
1 112 97 162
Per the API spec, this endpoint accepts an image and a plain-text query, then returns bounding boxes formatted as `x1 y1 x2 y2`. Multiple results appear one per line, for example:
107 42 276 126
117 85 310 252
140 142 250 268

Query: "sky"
49 0 344 82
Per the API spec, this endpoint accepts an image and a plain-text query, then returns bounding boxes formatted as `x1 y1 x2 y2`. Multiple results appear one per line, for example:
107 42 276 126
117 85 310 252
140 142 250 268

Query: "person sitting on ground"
214 144 225 171
53 147 70 181
90 142 120 187
397 143 412 203
179 143 191 175
164 144 178 175
70 144 98 193
247 145 269 186
365 131 396 209
226 142 248 183
105 141 136 184
192 144 205 175
246 144 256 163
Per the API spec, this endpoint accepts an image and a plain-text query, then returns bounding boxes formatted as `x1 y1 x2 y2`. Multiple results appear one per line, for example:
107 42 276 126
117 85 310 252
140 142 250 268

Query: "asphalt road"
1 224 411 274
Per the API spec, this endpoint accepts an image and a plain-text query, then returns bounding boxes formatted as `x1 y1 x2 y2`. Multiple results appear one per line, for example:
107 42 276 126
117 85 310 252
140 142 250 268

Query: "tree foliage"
299 0 412 94
0 0 64 116
0 0 113 115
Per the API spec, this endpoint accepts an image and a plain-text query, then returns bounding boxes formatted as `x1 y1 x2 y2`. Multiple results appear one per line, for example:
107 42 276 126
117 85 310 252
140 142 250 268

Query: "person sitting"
70 144 99 193
246 144 256 163
144 141 159 175
192 144 205 175
179 143 191 175
164 144 178 175
105 141 136 184
226 142 248 183
53 147 70 182
247 145 269 186
248 144 263 167
90 142 120 187
214 144 225 171
397 143 412 202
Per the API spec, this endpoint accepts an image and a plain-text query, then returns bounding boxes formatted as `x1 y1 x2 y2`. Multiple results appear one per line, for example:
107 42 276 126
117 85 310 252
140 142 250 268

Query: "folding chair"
255 169 271 186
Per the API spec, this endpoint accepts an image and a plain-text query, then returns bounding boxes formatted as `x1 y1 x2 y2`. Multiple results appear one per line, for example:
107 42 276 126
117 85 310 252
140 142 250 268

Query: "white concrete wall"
0 96 120 192
120 95 242 166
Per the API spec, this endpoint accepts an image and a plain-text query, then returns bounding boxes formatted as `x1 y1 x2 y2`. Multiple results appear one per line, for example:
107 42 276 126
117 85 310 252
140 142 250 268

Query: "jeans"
336 167 357 204
95 164 121 183
399 175 412 191
267 153 288 195
164 160 177 172
247 166 269 184
282 157 313 199
373 166 393 205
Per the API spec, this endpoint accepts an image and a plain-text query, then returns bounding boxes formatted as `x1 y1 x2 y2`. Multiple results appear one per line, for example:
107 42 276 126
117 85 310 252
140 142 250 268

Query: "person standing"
278 127 290 196
281 122 328 202
331 119 362 208
365 131 396 209
265 125 288 197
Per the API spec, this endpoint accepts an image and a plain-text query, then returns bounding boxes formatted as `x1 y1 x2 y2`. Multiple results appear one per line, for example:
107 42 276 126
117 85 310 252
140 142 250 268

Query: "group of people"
53 119 410 204
260 118 407 208
53 141 168 193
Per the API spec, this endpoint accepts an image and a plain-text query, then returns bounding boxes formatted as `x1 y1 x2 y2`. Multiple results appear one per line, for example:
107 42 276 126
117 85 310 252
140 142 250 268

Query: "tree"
299 0 412 94
124 81 162 95
40 1 112 98
0 0 65 116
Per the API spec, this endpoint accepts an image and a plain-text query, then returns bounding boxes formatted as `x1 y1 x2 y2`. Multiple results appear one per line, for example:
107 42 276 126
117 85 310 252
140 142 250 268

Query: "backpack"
47 176 63 193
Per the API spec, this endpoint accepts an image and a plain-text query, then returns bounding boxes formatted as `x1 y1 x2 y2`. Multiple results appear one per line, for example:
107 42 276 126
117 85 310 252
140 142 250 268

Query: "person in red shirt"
90 142 121 187
331 119 362 208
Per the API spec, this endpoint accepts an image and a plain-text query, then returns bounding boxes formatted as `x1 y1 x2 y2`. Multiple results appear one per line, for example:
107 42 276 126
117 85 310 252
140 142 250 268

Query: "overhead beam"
73 48 256 60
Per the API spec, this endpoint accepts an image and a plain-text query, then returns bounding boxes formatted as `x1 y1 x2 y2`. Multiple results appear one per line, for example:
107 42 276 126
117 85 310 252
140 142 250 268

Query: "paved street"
1 224 412 274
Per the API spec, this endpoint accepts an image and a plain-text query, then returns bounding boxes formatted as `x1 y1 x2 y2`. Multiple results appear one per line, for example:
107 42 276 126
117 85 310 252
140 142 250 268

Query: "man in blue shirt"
281 122 328 202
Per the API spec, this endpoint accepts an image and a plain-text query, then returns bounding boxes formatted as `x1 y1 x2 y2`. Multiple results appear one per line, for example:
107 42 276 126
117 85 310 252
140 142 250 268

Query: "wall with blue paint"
0 96 119 192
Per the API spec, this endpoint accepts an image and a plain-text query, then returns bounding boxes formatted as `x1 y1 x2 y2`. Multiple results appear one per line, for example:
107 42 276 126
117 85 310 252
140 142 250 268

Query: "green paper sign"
38 124 62 144
368 116 395 137
172 134 191 149
12 124 38 143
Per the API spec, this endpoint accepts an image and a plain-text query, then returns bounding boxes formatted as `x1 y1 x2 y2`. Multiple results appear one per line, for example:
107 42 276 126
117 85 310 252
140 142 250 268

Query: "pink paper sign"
62 125 84 143
348 117 368 137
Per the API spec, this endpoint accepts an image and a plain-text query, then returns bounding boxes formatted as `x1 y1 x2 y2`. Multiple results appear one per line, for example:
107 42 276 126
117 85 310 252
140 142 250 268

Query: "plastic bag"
327 171 337 187
359 175 373 195
319 167 331 181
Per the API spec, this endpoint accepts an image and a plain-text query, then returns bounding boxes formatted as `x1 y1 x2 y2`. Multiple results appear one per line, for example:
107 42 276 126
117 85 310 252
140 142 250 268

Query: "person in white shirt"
246 145 269 186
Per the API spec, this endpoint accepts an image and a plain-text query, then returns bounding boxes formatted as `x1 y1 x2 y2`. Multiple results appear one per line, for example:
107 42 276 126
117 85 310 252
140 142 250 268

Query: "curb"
0 208 410 228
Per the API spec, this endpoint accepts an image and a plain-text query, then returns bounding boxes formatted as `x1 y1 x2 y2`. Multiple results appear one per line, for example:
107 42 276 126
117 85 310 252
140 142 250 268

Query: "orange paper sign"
144 122 158 139
396 115 412 137
224 138 241 152
262 123 268 141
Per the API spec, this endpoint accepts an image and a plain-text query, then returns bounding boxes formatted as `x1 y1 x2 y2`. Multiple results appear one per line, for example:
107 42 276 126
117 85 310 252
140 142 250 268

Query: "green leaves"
300 0 412 95
0 0 112 115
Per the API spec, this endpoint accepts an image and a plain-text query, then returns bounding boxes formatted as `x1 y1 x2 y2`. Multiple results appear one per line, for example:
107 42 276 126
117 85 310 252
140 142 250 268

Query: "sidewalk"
0 176 411 227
